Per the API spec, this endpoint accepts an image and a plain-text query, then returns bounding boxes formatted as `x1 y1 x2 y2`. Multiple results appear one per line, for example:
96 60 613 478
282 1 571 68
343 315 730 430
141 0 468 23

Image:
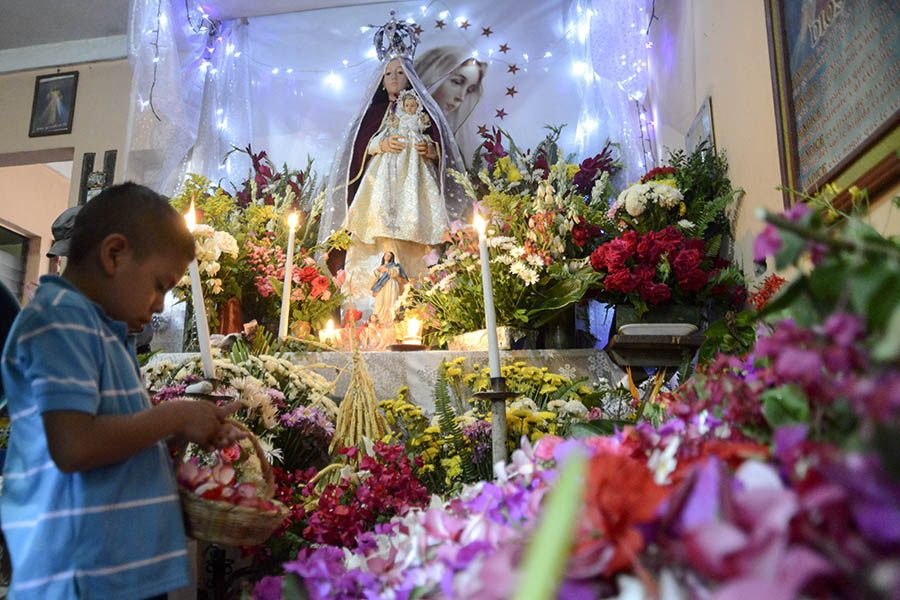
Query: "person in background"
1 182 243 599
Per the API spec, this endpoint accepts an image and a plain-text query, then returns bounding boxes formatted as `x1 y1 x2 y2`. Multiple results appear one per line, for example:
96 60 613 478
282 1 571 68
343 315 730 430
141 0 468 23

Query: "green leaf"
570 419 632 437
282 573 310 599
774 230 806 270
762 385 810 427
848 261 896 315
872 424 900 483
512 451 586 600
807 257 846 305
866 275 900 332
872 303 900 362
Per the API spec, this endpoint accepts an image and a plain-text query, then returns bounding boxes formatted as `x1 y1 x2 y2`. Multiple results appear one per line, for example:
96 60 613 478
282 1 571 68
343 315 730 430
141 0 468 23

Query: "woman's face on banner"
432 61 481 113
383 59 409 99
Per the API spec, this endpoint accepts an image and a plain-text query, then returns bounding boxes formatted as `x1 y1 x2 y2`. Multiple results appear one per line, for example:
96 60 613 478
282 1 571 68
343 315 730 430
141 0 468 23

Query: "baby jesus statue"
344 88 447 249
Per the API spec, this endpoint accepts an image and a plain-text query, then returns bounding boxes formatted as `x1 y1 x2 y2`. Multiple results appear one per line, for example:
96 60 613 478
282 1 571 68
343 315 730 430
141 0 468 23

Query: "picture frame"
765 0 900 208
685 96 715 156
28 71 78 137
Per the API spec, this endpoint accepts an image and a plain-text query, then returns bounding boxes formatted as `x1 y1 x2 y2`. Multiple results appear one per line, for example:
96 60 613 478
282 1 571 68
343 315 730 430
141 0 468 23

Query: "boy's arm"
43 400 242 473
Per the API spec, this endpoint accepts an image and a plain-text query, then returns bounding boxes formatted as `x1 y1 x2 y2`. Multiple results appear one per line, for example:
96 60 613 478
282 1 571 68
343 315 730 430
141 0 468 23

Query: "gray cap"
47 206 81 257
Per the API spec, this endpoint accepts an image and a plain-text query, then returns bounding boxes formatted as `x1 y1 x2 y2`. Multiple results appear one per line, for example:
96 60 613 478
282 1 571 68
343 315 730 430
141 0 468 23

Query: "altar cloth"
148 349 626 414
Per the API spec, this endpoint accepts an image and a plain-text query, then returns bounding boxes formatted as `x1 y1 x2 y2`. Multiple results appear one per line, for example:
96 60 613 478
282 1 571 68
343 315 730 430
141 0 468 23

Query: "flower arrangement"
169 146 344 336
589 225 743 317
171 224 240 332
397 126 620 347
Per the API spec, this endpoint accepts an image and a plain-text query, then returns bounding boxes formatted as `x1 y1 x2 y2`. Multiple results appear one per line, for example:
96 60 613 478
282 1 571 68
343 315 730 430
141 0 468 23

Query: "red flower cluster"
480 127 509 168
573 141 617 195
639 166 676 184
235 144 305 209
571 217 605 248
748 273 787 311
303 444 429 547
589 227 712 309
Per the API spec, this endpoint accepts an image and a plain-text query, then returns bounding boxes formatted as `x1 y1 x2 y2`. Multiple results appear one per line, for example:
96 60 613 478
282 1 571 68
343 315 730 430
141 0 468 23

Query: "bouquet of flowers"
589 226 744 318
397 126 621 347
171 224 240 332
170 146 344 336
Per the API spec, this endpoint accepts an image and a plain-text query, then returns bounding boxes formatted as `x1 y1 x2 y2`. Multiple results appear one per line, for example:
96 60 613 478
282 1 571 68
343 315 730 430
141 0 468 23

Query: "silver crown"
372 11 419 61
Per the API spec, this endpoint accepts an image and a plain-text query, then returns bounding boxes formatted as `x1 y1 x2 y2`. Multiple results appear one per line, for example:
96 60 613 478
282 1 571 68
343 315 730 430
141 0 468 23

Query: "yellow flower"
493 156 522 182
566 164 580 179
539 383 559 394
447 367 462 378
679 202 687 216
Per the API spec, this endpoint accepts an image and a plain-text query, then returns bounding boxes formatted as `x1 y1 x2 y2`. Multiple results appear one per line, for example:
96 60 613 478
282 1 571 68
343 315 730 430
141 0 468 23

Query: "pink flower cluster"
177 450 281 512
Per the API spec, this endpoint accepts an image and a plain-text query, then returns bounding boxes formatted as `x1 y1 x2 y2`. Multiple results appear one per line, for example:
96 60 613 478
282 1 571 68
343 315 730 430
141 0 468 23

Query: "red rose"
640 281 671 305
344 309 362 324
605 269 639 293
677 269 709 292
590 245 608 271
309 275 330 298
637 231 666 264
298 265 319 283
672 248 703 278
683 237 706 253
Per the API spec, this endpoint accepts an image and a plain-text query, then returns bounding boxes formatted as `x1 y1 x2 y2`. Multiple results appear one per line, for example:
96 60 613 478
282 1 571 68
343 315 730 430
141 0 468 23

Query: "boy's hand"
173 399 241 451
208 420 248 450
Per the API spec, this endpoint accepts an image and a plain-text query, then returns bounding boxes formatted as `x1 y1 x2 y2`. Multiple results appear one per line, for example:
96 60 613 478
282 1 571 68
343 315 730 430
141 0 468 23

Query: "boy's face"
104 246 189 332
402 98 417 114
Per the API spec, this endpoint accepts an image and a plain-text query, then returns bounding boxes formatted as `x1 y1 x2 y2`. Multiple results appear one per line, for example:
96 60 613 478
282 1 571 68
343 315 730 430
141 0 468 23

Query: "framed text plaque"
765 0 900 207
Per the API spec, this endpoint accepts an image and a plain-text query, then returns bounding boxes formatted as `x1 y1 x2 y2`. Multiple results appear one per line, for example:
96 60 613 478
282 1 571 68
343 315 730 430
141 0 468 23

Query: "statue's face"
402 97 418 114
383 59 408 99
432 61 481 112
384 252 394 262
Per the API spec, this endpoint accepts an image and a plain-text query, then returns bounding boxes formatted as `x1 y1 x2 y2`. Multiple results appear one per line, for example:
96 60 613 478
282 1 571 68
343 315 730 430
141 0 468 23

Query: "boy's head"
66 182 195 332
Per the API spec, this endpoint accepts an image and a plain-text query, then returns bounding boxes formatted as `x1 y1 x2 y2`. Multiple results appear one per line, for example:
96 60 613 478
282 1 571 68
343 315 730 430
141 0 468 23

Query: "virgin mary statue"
318 14 469 318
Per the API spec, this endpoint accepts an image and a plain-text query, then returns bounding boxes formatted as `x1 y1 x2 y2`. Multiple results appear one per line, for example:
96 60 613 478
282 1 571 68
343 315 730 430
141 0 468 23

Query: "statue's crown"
372 11 419 61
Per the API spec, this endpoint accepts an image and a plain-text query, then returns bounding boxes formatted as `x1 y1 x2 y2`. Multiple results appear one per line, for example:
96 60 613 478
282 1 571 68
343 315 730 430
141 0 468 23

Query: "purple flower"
773 347 823 383
823 312 864 348
252 576 283 600
753 224 782 262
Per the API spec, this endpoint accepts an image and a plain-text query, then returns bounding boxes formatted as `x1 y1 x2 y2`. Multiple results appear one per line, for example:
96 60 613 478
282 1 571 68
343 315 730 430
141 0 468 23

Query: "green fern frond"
435 366 477 482
705 234 722 258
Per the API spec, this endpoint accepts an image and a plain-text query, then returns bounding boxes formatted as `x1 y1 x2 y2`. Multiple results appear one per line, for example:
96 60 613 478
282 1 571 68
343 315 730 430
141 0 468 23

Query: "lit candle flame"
473 213 486 236
288 212 299 230
185 199 197 232
407 316 421 338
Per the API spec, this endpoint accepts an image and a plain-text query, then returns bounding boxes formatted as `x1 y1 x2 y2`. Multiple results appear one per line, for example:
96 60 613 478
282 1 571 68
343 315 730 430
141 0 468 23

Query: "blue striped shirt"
1 276 190 599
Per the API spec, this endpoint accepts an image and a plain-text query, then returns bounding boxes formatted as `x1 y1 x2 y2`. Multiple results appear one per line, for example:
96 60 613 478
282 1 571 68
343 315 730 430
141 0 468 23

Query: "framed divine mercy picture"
765 0 900 208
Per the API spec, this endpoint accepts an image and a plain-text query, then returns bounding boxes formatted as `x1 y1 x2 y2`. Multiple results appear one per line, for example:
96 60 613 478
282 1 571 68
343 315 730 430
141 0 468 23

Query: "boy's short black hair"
67 182 195 265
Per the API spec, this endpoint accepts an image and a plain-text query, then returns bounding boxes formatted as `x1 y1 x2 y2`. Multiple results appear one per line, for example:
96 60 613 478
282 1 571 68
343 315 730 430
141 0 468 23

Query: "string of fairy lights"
141 0 658 167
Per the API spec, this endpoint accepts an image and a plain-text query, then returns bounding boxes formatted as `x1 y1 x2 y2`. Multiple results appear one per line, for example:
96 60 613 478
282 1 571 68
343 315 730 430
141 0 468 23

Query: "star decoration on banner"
507 64 519 74
459 19 471 30
413 25 424 35
481 27 493 37
477 124 489 136
495 108 508 119
498 43 510 54
435 20 445 29
505 86 518 97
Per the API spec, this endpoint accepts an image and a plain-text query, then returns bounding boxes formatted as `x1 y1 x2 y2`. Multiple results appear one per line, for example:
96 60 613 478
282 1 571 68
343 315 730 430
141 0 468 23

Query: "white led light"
324 71 343 89
272 67 279 74
234 51 242 57
286 68 293 73
439 11 448 19
572 61 587 75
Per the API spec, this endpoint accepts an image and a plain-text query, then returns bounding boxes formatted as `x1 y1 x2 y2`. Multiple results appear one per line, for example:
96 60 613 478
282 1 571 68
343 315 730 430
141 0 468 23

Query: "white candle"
278 212 299 340
319 318 336 346
474 214 501 378
184 201 215 379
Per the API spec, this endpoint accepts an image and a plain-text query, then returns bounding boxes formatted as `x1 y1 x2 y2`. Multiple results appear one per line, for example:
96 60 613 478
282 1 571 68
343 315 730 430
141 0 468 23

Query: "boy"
1 183 241 599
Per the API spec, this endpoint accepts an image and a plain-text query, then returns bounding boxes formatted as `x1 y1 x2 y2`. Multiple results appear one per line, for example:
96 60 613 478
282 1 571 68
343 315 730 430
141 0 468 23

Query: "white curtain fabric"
124 0 655 198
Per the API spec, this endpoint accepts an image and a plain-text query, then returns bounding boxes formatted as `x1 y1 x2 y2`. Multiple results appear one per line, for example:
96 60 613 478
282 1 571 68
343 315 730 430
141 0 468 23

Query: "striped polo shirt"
1 276 190 599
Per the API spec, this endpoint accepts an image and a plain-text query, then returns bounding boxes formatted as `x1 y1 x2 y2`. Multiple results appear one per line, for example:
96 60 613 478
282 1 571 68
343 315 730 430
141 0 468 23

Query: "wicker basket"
178 421 288 547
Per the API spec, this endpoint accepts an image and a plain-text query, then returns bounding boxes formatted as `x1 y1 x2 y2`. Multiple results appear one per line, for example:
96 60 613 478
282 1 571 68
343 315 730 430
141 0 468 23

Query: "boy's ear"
98 234 130 277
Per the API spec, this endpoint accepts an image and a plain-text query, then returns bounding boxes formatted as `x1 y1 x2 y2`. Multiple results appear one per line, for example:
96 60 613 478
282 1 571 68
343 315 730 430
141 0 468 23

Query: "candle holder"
388 342 427 351
474 377 518 466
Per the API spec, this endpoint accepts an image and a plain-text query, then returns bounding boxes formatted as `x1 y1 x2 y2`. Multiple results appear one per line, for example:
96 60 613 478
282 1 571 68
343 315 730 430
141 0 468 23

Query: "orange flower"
571 452 668 577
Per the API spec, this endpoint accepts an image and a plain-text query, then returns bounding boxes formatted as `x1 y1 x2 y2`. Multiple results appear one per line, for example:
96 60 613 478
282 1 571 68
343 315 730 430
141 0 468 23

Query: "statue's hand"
385 135 407 153
415 141 436 160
